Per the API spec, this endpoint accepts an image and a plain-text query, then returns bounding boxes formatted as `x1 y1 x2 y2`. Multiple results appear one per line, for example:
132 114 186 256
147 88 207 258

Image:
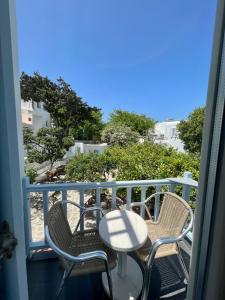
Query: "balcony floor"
27 252 188 300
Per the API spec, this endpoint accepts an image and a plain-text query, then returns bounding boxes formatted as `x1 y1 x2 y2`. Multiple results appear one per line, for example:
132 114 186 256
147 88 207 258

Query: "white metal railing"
22 172 198 256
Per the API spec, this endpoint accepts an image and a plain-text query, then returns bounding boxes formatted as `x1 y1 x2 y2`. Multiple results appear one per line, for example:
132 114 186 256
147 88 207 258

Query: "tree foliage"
104 142 200 181
101 124 140 146
25 167 38 183
66 142 200 182
69 110 104 141
20 72 102 138
24 127 74 169
177 107 205 153
108 109 155 136
66 152 116 182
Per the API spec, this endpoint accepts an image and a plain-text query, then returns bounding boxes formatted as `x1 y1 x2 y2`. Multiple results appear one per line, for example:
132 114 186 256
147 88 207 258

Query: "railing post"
62 190 67 217
22 176 32 257
112 187 117 210
43 191 49 243
154 185 161 221
96 188 101 225
182 172 192 202
79 190 85 230
140 187 147 218
126 187 132 210
169 183 176 193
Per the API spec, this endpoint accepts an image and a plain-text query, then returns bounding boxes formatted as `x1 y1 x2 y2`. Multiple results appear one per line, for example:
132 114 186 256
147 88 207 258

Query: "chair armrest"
62 200 84 210
74 207 104 232
130 192 165 220
45 225 108 263
130 202 153 221
82 207 104 216
60 201 103 231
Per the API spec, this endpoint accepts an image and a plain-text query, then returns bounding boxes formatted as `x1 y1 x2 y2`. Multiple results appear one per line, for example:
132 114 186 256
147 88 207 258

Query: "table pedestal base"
102 256 143 300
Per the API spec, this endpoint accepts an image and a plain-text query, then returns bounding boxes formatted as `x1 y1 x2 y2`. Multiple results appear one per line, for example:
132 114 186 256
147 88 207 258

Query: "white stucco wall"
153 120 185 152
32 102 51 134
64 142 108 159
21 100 50 134
154 121 180 139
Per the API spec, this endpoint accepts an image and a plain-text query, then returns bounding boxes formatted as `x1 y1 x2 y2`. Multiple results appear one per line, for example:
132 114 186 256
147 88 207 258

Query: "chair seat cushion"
60 228 117 276
135 220 178 262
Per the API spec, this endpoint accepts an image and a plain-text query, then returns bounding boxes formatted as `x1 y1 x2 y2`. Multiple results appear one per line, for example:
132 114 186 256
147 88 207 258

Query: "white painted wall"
153 120 185 152
64 142 108 159
21 99 50 134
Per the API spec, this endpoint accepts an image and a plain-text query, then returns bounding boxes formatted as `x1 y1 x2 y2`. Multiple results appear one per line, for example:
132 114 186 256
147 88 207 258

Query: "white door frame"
0 0 28 299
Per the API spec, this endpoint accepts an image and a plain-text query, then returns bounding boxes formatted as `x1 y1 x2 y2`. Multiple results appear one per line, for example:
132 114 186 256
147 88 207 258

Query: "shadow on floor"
27 254 187 300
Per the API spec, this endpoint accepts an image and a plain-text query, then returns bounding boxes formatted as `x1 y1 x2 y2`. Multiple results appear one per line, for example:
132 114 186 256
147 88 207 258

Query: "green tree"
24 167 38 183
20 72 101 137
105 143 200 203
66 142 200 183
101 124 140 146
108 109 155 136
104 142 200 182
24 127 74 169
70 110 104 141
65 142 200 203
23 126 33 145
66 152 116 182
177 107 205 153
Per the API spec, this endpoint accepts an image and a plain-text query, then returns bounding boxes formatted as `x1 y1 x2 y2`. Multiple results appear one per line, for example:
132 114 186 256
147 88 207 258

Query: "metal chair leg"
142 246 157 300
55 263 75 299
56 270 67 299
104 261 114 300
176 243 189 281
141 265 153 300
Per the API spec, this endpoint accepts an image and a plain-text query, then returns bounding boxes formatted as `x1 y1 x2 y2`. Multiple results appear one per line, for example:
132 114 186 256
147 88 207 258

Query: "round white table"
99 209 148 300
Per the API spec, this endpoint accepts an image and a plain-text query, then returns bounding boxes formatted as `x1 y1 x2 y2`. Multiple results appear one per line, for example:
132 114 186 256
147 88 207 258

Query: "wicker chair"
45 200 117 299
130 192 193 300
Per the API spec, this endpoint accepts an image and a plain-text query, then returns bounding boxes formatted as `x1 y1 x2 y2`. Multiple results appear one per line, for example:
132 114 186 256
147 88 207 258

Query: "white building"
64 142 108 159
21 99 51 134
152 120 185 152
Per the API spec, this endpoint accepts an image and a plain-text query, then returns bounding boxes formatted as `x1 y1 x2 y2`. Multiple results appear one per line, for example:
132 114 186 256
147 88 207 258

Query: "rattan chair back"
47 202 72 252
156 192 190 237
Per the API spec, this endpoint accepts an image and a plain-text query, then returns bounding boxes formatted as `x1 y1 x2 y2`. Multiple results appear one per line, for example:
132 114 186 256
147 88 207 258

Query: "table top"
99 209 148 252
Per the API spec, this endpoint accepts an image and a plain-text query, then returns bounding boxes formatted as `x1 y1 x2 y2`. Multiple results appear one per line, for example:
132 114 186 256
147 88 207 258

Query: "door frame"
0 1 28 299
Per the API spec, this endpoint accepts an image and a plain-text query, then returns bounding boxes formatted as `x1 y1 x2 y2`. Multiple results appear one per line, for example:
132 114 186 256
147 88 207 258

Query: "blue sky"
16 0 217 121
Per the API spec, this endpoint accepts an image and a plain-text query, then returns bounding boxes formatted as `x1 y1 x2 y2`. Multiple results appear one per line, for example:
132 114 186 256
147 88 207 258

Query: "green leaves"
101 124 140 146
24 167 37 183
65 142 200 184
177 107 205 153
108 109 155 136
20 72 102 139
66 152 114 182
24 127 74 169
107 142 200 182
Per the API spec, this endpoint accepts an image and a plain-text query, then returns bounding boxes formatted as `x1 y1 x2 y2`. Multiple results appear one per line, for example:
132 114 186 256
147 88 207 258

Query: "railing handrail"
23 177 198 192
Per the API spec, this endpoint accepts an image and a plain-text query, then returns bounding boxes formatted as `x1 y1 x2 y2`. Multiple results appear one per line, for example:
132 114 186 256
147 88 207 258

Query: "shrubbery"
25 167 38 183
66 142 200 187
108 109 155 136
101 124 140 147
65 142 200 204
104 142 200 181
66 152 116 182
177 107 205 153
24 127 74 170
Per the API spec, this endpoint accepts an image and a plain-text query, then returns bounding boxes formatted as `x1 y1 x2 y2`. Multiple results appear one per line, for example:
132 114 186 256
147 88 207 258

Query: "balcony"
23 172 197 300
